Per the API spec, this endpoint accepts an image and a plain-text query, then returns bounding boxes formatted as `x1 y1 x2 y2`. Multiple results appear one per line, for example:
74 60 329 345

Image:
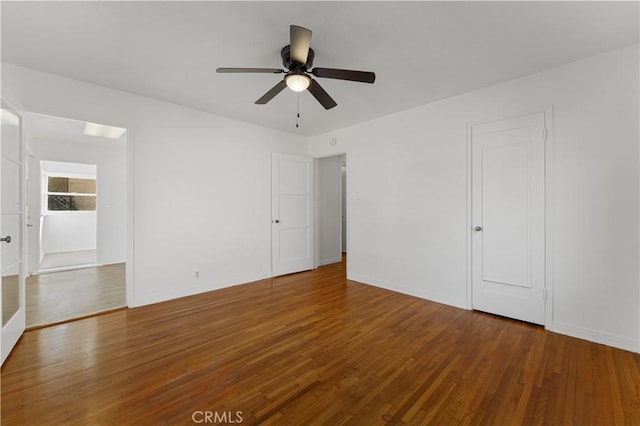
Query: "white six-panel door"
472 113 546 324
272 153 314 276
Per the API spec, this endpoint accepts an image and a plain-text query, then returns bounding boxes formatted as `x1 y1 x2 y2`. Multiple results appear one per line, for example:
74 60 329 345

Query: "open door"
1 99 26 365
272 153 314 276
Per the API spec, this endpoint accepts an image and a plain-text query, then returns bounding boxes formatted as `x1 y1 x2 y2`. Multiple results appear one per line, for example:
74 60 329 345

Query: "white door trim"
19 110 135 308
466 107 554 327
542 106 554 329
125 124 135 308
313 154 346 269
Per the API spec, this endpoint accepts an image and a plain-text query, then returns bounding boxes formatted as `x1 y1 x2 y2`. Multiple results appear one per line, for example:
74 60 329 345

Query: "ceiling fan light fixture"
285 74 311 92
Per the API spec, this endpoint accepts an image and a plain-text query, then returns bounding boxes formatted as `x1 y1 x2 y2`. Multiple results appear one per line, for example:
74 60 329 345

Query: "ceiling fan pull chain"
296 91 300 128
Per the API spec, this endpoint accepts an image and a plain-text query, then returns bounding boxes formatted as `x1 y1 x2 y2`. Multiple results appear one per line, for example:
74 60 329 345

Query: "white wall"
308 45 640 352
42 213 96 253
3 63 307 306
316 156 342 266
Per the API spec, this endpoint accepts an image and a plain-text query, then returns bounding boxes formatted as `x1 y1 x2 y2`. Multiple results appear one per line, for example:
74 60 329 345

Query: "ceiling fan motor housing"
281 45 315 71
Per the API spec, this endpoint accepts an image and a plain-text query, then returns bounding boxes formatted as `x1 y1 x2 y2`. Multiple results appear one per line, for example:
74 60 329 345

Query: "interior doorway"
341 155 347 255
316 154 346 267
24 113 127 328
39 160 98 271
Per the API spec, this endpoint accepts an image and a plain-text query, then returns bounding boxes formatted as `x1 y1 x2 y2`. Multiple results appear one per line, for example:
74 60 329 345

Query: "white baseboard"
35 263 100 275
101 260 126 266
347 273 468 310
348 273 639 354
135 272 267 308
548 320 639 353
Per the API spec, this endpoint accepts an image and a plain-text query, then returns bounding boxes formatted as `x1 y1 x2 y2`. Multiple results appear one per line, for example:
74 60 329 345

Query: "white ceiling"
27 113 126 146
2 1 638 136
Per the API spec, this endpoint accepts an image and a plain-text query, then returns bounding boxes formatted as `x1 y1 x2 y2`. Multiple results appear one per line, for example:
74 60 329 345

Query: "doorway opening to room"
25 113 128 328
316 154 347 268
39 161 98 271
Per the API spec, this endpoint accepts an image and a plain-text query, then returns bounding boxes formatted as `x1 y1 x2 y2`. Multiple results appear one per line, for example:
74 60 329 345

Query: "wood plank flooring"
26 263 126 328
2 259 639 425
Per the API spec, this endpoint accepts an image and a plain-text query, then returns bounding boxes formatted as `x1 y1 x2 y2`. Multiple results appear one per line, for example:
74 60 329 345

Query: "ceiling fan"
216 25 375 110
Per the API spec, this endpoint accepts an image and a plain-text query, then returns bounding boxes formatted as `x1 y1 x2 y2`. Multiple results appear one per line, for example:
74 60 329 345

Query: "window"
47 176 97 211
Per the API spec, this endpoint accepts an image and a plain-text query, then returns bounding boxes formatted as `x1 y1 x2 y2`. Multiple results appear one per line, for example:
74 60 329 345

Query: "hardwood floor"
2 260 639 425
26 263 126 328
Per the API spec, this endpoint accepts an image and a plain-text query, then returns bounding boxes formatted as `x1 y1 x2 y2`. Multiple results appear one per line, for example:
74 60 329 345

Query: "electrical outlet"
195 271 200 279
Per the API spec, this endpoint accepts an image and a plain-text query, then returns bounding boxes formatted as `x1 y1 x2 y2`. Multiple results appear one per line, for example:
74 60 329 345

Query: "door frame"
313 153 346 269
21 110 135 309
465 106 554 328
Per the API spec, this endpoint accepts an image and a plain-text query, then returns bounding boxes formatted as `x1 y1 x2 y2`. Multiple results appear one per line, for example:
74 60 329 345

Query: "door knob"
474 226 482 232
0 236 11 244
273 220 280 224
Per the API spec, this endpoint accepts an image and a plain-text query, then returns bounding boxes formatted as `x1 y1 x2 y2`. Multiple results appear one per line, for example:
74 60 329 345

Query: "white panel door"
1 100 26 365
272 153 314 276
472 113 546 324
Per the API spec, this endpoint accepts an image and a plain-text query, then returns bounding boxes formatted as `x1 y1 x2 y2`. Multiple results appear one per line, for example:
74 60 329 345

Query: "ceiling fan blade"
255 80 288 105
307 79 337 110
311 68 375 83
217 67 284 74
290 25 312 65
